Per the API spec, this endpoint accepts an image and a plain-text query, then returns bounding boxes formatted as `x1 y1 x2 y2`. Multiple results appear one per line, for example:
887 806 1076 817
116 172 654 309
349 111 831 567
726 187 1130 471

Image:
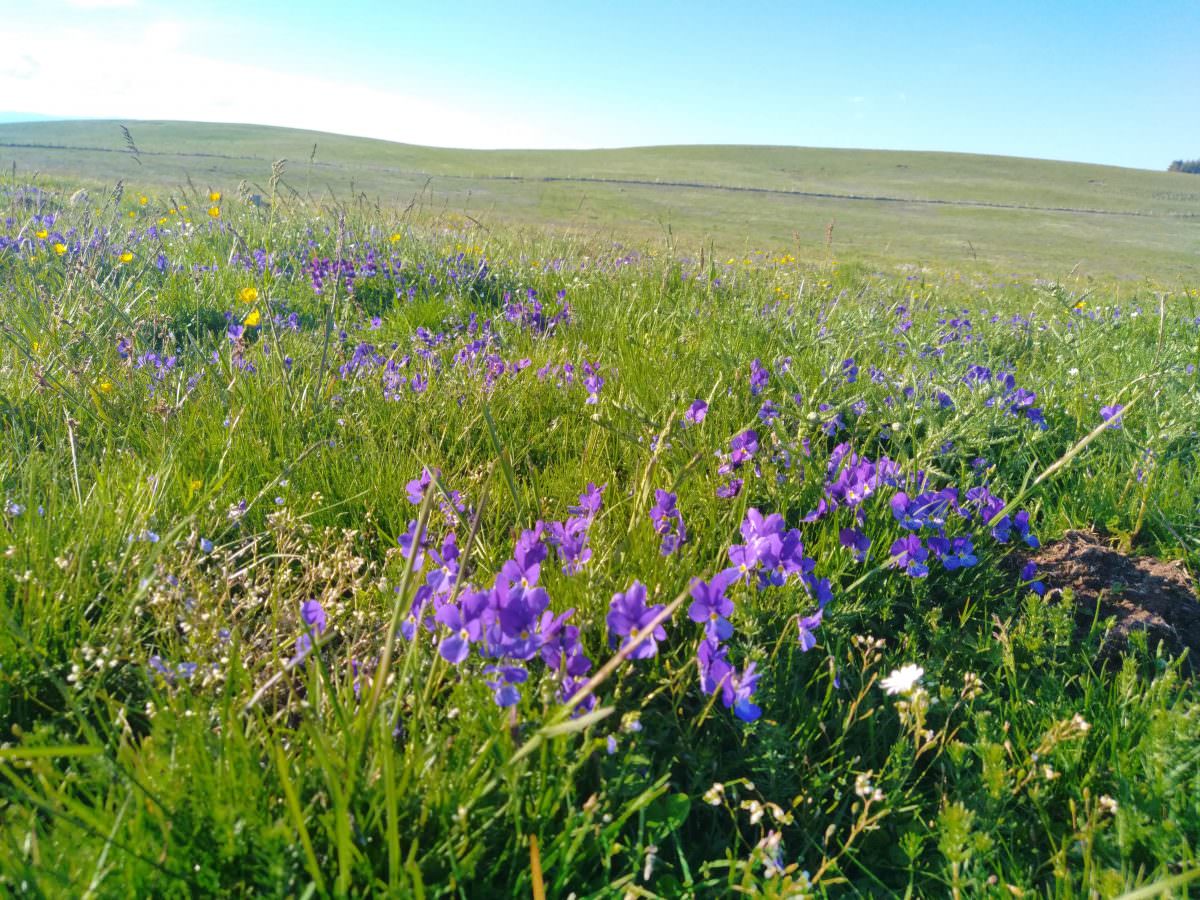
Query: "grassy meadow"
0 152 1199 897
2 120 1199 280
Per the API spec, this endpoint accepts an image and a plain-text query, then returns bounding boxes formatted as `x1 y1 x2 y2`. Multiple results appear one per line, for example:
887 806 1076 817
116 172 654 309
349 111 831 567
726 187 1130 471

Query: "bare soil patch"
1025 530 1200 664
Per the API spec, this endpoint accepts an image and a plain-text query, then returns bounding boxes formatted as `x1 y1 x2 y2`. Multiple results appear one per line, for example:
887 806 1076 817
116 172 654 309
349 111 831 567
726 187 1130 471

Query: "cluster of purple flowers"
544 482 605 573
405 467 468 526
390 478 605 710
796 441 1037 583
502 287 571 335
687 509 830 723
648 489 687 555
965 365 1048 430
535 359 608 406
715 429 759 499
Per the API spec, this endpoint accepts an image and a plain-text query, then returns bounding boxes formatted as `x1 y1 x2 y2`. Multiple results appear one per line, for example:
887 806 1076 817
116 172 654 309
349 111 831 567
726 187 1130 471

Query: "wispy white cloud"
0 20 575 148
65 0 139 8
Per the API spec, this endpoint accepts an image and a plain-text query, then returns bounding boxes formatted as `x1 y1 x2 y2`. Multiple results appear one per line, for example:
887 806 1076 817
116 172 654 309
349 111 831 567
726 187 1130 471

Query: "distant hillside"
2 119 1198 279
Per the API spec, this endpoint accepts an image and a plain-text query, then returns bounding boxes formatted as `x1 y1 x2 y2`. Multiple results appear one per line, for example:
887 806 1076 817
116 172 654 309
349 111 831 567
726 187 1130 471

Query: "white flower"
880 664 924 695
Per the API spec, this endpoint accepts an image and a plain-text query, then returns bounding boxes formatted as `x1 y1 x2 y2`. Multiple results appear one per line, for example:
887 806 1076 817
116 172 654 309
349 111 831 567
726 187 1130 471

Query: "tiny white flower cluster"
854 771 884 803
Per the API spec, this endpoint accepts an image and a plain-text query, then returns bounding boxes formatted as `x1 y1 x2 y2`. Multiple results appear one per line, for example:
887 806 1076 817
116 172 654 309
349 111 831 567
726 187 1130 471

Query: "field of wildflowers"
1 181 1199 897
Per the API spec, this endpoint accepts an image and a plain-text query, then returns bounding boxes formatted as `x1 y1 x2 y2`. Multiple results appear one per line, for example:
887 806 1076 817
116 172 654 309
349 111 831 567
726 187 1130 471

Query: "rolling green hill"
3 119 1198 279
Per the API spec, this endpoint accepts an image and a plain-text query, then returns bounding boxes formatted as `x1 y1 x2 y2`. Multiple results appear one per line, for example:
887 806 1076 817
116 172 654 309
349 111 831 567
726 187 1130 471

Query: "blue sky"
1 0 1197 169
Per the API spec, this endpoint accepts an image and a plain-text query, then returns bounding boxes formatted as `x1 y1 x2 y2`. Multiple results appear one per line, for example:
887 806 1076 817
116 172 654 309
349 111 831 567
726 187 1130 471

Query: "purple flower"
1020 561 1046 596
582 360 604 404
749 358 770 396
727 429 759 468
405 467 436 505
649 489 687 556
483 664 527 707
716 478 743 499
1100 404 1124 429
434 590 488 664
941 536 977 570
546 518 593 574
697 636 733 701
538 608 591 676
838 527 871 562
301 599 327 635
607 581 667 660
889 535 929 578
489 573 549 661
729 661 762 722
796 608 822 652
398 520 428 571
685 399 708 424
292 599 328 662
688 570 737 640
568 482 605 522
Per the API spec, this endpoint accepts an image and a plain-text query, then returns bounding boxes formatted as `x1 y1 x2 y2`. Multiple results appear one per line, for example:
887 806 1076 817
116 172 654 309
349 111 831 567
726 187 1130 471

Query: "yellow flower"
238 286 259 304
244 308 261 327
53 243 67 256
139 195 148 205
1074 301 1086 310
209 191 221 202
208 206 221 219
128 211 136 218
158 217 167 225
35 229 48 240
98 380 113 394
188 478 203 492
119 251 133 264
180 204 188 211
389 233 402 243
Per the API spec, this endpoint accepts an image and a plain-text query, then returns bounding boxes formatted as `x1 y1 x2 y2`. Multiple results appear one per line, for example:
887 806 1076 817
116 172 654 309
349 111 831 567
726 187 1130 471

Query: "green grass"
0 176 1199 896
3 118 1199 280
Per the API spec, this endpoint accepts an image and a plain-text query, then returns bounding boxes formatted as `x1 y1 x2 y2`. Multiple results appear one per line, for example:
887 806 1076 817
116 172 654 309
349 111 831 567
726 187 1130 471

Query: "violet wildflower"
1100 404 1124 429
434 590 488 664
796 608 822 652
483 664 527 707
716 478 743 499
398 519 429 571
728 429 758 467
839 527 871 562
889 535 929 578
729 661 763 722
607 581 667 660
941 536 977 570
649 489 687 555
293 599 328 662
538 608 592 676
405 467 436 505
1020 561 1046 596
749 358 770 396
685 399 708 424
582 361 604 404
697 636 733 700
688 570 738 640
